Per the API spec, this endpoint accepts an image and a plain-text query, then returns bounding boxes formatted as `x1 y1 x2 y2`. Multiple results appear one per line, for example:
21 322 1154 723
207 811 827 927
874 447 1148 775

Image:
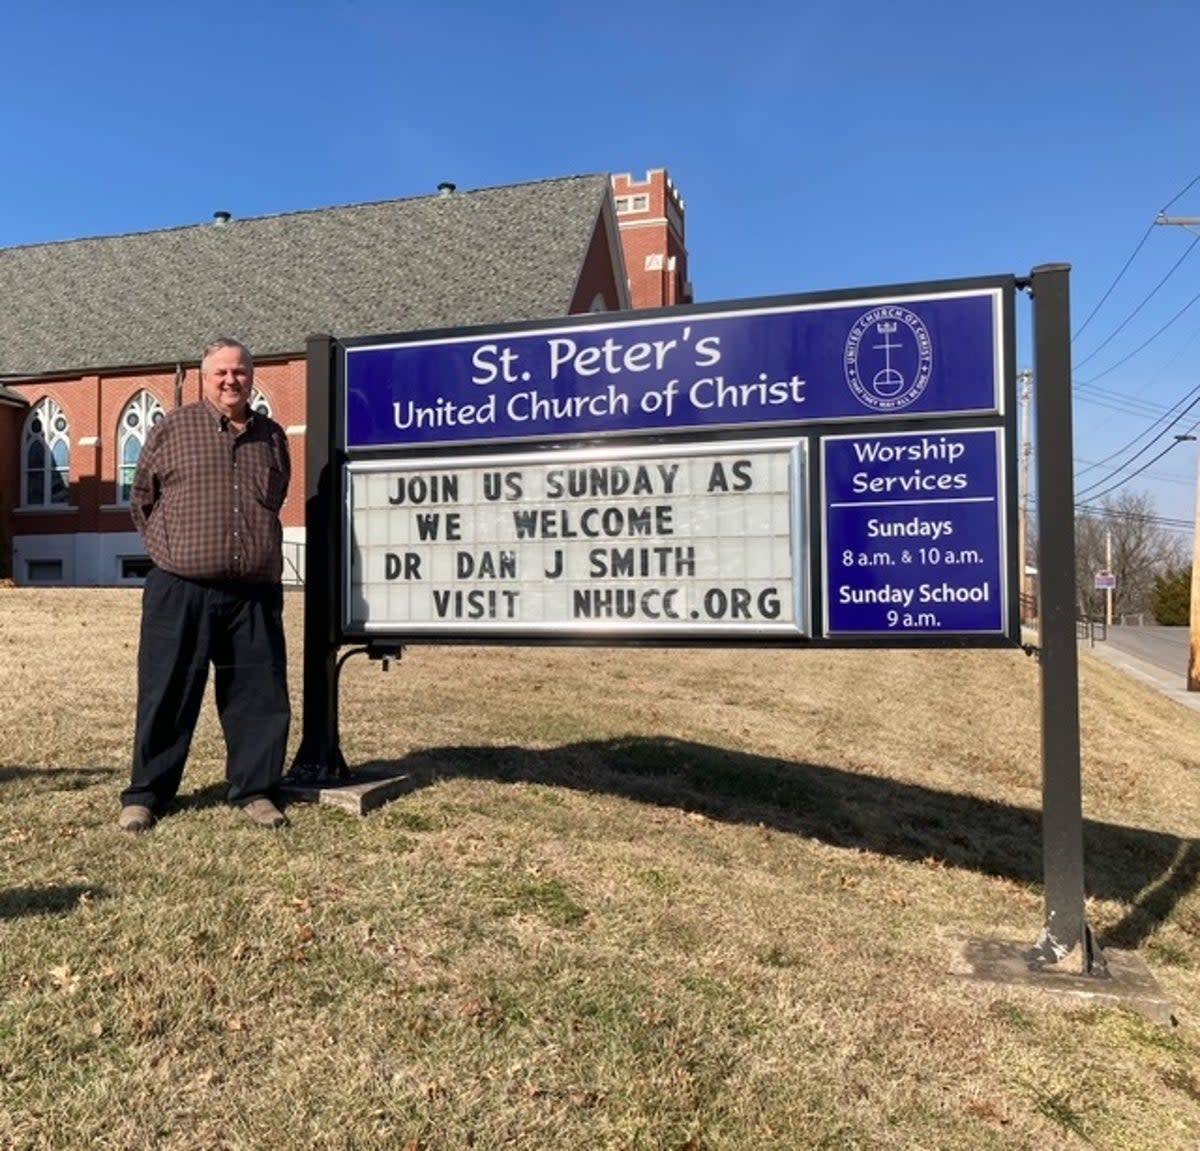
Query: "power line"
1162 173 1200 213
1071 171 1200 345
1072 315 1200 490
1074 382 1200 480
1073 383 1185 421
1074 457 1195 487
1028 490 1194 533
1071 221 1156 343
1075 281 1200 386
1073 503 1194 535
1073 235 1200 371
1075 421 1200 503
1072 366 1200 476
1053 174 1200 520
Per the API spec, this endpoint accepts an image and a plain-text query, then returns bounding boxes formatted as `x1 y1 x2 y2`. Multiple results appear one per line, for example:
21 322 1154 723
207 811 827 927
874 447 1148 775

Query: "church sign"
333 276 1017 647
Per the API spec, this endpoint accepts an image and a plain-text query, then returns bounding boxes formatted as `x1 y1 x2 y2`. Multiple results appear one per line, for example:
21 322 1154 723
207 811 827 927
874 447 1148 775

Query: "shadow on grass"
174 782 237 813
0 765 116 790
0 885 109 919
349 735 1196 951
111 783 277 821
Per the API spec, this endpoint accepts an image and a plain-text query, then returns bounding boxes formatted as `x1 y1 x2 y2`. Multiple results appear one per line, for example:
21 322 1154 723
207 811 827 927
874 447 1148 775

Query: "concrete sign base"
953 937 1177 1026
281 768 414 817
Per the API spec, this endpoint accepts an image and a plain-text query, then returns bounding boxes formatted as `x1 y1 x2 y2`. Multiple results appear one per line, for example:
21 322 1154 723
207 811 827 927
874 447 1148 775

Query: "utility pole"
1017 369 1033 623
1191 453 1200 690
1178 434 1200 691
1105 528 1113 627
1157 210 1200 688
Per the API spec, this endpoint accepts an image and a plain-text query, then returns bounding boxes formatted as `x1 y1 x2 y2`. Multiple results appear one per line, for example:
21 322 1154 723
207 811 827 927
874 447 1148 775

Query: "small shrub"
1150 565 1191 626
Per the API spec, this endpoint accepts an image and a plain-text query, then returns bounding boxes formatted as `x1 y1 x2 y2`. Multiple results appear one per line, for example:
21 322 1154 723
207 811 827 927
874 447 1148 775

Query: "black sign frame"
289 266 1102 977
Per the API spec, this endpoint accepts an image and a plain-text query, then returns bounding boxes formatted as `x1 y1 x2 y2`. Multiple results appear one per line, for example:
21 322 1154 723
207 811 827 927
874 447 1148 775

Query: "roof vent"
437 182 456 197
213 210 232 225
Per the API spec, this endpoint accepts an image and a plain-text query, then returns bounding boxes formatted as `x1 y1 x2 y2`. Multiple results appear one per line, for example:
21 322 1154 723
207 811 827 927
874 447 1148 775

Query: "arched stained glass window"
117 391 166 504
22 398 70 507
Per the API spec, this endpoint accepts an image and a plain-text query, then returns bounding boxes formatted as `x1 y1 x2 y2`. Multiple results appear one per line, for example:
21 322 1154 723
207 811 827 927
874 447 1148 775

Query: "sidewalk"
1077 637 1200 714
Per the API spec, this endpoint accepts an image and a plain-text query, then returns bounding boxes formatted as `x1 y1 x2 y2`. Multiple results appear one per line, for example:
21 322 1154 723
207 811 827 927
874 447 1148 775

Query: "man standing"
119 338 292 832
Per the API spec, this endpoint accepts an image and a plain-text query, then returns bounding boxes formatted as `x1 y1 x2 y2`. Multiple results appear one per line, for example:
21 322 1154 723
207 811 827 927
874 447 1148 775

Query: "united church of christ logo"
843 305 934 412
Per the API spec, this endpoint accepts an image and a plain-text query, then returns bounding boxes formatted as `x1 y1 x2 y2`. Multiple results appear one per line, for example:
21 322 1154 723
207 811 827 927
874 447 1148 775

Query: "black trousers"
122 567 291 811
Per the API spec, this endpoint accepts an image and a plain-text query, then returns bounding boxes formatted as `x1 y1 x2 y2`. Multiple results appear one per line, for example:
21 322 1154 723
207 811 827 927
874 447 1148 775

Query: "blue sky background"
4 1 1200 539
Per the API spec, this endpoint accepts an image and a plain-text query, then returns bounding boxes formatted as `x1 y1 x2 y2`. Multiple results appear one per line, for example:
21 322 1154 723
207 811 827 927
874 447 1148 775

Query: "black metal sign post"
287 334 349 784
1025 264 1105 975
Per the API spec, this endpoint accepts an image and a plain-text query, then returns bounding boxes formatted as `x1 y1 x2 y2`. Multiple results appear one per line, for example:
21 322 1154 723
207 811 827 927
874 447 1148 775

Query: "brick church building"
0 168 690 585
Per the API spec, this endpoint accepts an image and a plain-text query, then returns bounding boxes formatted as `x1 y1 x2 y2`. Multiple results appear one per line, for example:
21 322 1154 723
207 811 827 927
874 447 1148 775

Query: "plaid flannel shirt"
131 400 291 584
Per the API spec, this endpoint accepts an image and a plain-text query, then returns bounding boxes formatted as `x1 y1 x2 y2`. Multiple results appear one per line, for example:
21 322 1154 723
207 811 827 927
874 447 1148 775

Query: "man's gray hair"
200 337 253 372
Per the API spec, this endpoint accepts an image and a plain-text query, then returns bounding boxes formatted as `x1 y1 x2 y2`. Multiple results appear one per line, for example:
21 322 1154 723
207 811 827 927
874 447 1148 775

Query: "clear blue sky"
4 0 1200 539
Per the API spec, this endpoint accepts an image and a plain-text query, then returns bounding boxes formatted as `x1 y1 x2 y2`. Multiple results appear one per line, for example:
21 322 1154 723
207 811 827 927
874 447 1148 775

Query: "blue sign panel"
345 289 1003 450
823 429 1007 636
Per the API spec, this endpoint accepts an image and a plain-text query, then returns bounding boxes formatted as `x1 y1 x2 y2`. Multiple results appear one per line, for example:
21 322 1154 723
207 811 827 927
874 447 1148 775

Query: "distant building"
0 169 690 585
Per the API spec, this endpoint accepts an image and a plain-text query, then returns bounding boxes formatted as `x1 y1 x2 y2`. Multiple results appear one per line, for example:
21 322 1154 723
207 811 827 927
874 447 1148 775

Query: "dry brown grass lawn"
1 587 1198 1149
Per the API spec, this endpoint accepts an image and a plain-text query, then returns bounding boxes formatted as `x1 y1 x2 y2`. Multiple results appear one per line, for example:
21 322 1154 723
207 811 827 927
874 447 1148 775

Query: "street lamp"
1175 434 1200 691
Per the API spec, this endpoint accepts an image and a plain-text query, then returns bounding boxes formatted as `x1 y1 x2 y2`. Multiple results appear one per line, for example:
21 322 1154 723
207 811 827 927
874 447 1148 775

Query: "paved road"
1100 625 1188 678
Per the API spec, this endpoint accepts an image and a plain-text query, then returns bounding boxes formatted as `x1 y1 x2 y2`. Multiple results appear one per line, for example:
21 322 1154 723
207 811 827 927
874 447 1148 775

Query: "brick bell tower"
611 168 693 310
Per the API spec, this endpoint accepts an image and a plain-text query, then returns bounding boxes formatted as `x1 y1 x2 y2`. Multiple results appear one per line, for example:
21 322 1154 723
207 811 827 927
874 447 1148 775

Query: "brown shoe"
241 798 288 829
118 804 155 833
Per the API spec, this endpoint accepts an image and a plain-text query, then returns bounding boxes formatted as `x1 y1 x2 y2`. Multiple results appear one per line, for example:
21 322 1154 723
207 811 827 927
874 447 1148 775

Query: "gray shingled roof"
0 175 614 377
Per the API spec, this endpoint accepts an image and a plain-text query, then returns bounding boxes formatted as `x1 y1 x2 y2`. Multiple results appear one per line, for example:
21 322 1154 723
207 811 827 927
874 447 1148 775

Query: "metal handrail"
1075 616 1106 645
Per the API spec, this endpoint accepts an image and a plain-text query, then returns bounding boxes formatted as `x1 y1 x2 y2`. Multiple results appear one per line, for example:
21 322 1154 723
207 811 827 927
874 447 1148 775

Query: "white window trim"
116 391 166 507
614 193 651 215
